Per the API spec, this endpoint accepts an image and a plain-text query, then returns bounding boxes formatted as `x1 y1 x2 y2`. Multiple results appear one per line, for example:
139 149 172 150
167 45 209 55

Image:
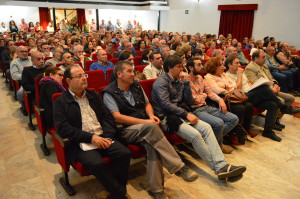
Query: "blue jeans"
176 120 227 173
193 105 239 145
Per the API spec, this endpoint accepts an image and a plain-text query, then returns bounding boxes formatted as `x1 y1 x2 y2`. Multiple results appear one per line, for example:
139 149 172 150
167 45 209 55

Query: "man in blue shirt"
126 20 133 31
90 49 114 80
106 20 114 32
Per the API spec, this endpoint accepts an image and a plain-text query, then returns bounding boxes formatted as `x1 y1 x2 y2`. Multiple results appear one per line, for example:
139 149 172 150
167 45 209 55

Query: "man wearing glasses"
10 46 32 115
53 64 131 199
45 46 63 67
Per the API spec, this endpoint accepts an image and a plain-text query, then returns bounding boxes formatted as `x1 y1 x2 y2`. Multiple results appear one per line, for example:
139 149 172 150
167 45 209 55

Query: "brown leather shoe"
221 145 233 154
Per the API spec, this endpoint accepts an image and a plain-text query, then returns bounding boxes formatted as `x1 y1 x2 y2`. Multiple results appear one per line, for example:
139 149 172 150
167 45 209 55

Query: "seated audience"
250 40 263 56
265 46 297 93
206 41 216 57
103 61 199 198
143 51 164 79
53 64 130 199
245 50 298 130
60 52 74 72
105 41 116 55
189 36 198 51
225 56 299 141
186 57 239 152
234 42 249 65
225 46 237 58
115 41 138 58
151 55 246 184
11 46 32 115
204 57 254 138
41 43 53 57
137 40 146 51
197 43 210 60
160 45 170 61
212 49 225 64
39 66 65 129
73 45 91 70
140 48 152 66
45 46 63 67
90 49 114 80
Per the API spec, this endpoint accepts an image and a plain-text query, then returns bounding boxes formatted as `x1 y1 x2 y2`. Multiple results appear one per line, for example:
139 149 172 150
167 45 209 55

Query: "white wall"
0 6 40 27
88 9 158 31
161 0 300 48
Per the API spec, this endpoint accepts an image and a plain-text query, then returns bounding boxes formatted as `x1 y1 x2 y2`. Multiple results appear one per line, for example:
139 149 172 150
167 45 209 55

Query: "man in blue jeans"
151 55 246 184
185 58 239 152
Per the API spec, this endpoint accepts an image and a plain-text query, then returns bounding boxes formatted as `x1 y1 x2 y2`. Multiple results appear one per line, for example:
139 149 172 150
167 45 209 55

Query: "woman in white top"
204 57 254 138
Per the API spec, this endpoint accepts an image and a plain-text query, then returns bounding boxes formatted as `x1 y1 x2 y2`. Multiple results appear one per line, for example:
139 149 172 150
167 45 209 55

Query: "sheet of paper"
247 77 272 92
79 143 98 151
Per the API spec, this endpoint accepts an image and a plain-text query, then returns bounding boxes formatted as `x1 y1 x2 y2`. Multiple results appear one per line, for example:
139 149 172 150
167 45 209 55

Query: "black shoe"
280 105 300 115
20 107 28 116
262 130 282 142
272 123 282 131
276 119 285 129
217 164 246 180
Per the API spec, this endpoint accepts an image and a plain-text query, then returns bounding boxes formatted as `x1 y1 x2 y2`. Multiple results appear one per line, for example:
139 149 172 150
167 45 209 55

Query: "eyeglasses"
71 73 88 79
19 50 28 53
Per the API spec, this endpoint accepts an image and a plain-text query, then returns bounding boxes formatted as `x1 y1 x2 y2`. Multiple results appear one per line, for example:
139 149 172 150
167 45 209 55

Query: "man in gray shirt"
103 61 198 198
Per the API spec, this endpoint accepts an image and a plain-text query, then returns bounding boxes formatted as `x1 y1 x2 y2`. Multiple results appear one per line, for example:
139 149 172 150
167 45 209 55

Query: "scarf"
39 76 66 92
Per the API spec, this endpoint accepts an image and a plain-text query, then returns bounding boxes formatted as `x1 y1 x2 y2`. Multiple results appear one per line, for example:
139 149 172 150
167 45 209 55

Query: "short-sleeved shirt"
103 87 149 113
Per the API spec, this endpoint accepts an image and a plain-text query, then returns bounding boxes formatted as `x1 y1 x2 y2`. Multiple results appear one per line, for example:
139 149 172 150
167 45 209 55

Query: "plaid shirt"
189 74 220 108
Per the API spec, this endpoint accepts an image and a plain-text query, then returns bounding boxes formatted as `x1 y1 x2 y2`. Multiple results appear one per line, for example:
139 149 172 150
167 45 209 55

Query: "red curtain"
218 10 254 42
39 7 50 31
77 9 86 29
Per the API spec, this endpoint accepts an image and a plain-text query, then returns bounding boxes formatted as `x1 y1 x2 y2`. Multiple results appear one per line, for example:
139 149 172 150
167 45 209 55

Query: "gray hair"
152 38 159 45
225 46 234 56
53 46 63 56
212 49 221 57
160 45 169 52
73 45 83 53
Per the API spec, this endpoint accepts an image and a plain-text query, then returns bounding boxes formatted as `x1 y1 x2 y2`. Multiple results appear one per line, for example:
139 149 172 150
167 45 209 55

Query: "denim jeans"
193 105 239 146
176 120 227 173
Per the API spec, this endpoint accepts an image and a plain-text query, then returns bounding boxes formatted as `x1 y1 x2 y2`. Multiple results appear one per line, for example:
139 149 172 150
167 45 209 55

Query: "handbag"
224 88 248 112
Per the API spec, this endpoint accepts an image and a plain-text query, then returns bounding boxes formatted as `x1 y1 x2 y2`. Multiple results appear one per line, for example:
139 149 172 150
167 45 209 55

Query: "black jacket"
53 89 118 163
40 81 64 129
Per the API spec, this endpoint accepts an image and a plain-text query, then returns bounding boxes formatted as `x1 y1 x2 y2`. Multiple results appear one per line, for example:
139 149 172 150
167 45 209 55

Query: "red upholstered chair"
15 42 27 46
113 52 117 58
51 92 146 196
110 58 119 65
56 63 63 68
135 65 147 73
202 59 209 64
22 66 36 130
242 49 251 61
136 50 142 57
44 57 52 63
107 52 112 61
10 73 17 100
92 53 97 60
106 69 114 84
84 60 97 71
134 56 142 66
139 79 186 145
34 77 57 156
85 70 107 90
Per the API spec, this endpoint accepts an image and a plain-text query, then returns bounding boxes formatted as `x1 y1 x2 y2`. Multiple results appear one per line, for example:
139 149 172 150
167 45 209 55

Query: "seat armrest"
34 105 45 115
54 132 71 147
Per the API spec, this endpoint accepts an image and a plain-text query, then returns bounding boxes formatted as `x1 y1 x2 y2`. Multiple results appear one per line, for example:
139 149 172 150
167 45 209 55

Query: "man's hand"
279 65 287 70
180 71 189 82
219 98 227 114
91 135 112 149
237 67 244 76
79 54 85 62
186 113 198 125
149 115 160 125
273 84 280 94
245 60 249 64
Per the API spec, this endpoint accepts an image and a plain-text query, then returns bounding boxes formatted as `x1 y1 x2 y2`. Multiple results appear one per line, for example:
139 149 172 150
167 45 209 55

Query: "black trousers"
246 85 281 131
76 140 131 198
228 101 253 131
